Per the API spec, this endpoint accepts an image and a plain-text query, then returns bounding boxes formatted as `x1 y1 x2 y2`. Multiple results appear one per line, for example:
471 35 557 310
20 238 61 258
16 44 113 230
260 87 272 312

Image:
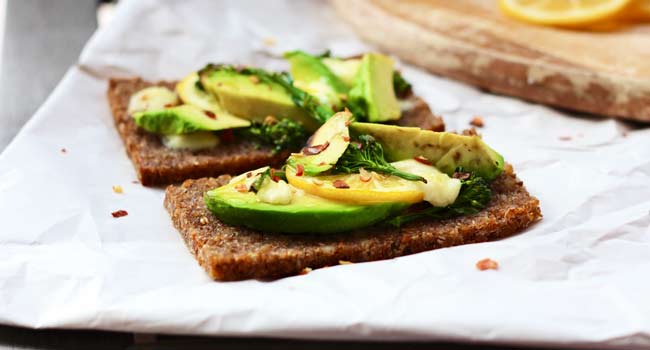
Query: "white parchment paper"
1 0 649 348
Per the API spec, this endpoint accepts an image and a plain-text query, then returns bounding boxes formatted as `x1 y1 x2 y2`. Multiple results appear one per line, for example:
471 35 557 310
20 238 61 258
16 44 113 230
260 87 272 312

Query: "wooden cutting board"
332 0 650 122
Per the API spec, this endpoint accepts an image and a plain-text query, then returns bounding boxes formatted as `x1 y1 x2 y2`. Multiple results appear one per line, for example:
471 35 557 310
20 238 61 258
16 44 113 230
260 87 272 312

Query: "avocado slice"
287 111 352 176
133 104 250 135
349 53 401 122
127 86 179 115
350 123 505 180
205 175 408 234
322 58 361 88
199 67 321 132
285 51 348 109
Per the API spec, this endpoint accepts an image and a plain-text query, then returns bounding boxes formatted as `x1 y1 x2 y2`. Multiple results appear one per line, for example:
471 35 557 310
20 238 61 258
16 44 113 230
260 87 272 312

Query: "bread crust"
107 78 444 186
164 166 541 281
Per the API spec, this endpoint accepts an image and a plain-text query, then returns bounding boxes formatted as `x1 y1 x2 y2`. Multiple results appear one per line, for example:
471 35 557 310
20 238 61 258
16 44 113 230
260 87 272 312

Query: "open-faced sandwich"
107 51 444 186
165 111 542 281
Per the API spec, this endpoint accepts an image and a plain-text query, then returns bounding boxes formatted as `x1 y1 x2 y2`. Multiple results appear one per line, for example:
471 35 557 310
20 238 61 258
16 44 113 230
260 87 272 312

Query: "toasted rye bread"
107 78 444 186
164 165 541 281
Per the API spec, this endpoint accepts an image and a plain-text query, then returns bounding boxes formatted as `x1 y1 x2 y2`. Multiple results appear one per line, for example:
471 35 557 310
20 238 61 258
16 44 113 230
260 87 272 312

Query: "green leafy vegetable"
388 171 492 227
393 71 412 98
198 64 333 124
242 117 307 154
333 134 426 183
316 49 332 59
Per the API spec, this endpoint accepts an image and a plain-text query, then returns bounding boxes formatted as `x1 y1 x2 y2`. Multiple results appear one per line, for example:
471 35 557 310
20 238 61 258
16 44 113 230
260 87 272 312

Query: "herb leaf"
242 117 307 154
388 171 492 227
251 168 287 193
333 134 426 182
393 70 412 98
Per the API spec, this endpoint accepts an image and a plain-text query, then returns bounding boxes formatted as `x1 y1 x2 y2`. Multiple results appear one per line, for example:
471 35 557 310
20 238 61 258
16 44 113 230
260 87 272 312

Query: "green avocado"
199 68 320 132
285 51 348 109
287 111 352 176
350 123 505 180
322 57 361 88
133 104 250 135
127 86 179 115
204 179 408 234
349 53 401 122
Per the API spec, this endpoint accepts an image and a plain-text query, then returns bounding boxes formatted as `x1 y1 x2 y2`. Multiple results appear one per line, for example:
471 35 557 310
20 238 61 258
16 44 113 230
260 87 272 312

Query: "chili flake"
470 116 484 127
295 163 304 177
204 110 217 119
413 156 431 165
476 258 499 271
333 179 350 189
302 142 330 155
111 210 128 218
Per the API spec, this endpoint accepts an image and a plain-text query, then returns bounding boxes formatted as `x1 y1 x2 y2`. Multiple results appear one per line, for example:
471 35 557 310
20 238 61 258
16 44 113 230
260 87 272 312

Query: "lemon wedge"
286 166 423 205
499 0 632 26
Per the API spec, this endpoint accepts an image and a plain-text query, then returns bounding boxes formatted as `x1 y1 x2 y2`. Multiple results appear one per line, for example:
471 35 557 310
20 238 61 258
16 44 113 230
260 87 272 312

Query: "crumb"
558 136 572 141
199 216 209 225
262 37 276 46
339 260 353 265
462 128 478 136
469 116 484 127
299 267 312 275
60 148 67 154
476 258 499 271
111 210 128 218
112 185 123 194
264 115 278 125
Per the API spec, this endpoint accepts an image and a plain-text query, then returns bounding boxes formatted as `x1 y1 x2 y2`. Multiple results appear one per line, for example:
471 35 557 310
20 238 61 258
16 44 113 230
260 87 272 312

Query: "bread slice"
107 78 444 186
164 165 541 281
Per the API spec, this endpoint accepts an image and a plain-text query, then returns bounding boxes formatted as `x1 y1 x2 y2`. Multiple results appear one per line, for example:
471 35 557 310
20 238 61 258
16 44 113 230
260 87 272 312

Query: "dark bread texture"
164 165 541 281
107 78 444 186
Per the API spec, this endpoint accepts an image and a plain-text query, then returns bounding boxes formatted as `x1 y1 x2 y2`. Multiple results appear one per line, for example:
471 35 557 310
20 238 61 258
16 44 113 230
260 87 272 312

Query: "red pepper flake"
453 171 471 180
318 161 326 166
111 210 128 218
60 148 67 154
332 179 350 189
246 172 253 178
558 136 572 141
295 163 304 176
204 110 217 119
270 169 281 182
343 136 351 142
476 258 499 271
413 156 431 165
302 141 330 155
344 118 352 127
469 116 484 127
164 103 175 108
220 129 235 143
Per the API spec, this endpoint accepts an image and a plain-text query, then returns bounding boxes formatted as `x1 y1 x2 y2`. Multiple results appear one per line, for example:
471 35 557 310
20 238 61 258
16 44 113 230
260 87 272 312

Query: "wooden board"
332 0 650 122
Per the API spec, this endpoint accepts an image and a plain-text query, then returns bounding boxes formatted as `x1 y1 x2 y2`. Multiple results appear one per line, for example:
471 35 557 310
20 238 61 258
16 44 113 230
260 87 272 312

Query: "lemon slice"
286 166 423 205
499 0 632 26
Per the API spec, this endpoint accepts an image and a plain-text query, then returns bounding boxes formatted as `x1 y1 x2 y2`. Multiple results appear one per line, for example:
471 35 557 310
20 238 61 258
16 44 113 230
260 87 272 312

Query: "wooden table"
0 1 597 349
